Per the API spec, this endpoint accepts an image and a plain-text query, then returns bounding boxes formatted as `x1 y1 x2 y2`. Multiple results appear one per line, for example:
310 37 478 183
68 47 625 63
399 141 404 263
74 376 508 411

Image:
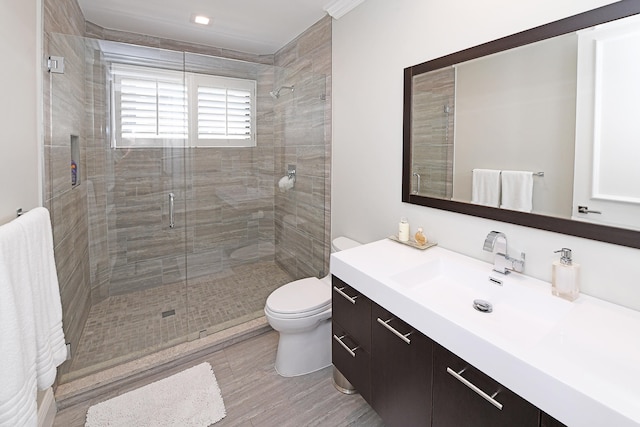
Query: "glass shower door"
47 33 330 383
47 33 191 382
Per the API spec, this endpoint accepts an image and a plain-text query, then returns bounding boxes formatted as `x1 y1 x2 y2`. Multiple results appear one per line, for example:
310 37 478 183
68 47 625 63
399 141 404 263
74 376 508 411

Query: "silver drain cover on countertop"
473 299 493 313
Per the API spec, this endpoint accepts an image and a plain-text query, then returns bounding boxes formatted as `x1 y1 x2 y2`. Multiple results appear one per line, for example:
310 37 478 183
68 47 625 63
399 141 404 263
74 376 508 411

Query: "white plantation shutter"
111 64 256 148
113 64 188 147
190 74 256 147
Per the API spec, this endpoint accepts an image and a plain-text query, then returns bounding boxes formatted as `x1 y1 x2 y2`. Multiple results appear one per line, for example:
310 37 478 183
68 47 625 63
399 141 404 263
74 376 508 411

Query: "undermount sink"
390 255 574 349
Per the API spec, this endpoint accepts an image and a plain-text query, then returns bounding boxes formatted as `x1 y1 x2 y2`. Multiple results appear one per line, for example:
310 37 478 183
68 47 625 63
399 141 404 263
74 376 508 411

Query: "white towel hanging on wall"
0 207 66 427
500 170 534 212
0 216 39 427
19 208 67 388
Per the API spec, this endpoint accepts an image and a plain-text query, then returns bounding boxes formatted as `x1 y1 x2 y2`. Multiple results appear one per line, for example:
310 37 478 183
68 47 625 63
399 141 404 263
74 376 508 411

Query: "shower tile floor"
67 261 293 380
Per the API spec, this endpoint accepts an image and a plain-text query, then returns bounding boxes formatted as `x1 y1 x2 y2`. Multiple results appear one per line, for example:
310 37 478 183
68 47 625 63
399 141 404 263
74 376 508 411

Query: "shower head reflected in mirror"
270 85 294 99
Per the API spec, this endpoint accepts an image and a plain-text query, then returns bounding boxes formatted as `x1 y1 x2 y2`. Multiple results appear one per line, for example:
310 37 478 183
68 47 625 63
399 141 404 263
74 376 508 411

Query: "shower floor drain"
161 309 176 318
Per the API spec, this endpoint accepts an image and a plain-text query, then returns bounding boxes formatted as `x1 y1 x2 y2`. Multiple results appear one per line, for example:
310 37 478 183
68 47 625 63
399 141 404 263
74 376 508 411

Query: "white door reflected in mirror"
573 14 640 231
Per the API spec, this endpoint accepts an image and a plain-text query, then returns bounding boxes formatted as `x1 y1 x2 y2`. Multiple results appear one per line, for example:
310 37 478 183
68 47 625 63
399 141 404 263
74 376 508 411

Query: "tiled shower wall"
274 17 332 279
88 22 333 287
79 36 282 296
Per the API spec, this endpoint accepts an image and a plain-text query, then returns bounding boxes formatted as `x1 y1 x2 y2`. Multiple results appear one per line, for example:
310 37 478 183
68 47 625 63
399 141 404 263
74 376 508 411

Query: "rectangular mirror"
403 0 640 249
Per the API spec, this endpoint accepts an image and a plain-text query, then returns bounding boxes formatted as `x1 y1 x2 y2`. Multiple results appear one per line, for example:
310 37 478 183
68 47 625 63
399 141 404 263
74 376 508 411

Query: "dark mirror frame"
403 0 640 250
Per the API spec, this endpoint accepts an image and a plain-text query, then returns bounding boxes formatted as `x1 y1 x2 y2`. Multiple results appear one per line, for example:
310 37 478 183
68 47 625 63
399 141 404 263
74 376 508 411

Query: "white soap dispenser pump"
552 248 580 301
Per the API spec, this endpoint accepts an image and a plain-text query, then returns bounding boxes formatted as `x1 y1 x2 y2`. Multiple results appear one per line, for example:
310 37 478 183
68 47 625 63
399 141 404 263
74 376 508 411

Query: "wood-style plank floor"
54 330 384 426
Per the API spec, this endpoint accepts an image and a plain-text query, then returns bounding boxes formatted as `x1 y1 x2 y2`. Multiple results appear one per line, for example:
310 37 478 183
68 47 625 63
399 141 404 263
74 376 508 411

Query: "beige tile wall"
274 17 332 279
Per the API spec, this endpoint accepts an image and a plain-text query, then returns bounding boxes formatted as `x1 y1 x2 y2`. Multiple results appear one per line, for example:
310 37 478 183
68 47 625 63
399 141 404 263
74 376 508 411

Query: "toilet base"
273 318 332 377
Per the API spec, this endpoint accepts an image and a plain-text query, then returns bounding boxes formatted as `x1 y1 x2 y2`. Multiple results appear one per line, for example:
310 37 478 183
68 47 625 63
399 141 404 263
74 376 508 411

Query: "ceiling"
78 0 365 55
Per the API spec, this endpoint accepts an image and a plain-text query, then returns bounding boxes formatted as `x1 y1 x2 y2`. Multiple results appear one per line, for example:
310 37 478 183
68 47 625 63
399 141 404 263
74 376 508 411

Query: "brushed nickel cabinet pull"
376 317 413 344
447 367 503 410
333 334 360 357
333 286 358 304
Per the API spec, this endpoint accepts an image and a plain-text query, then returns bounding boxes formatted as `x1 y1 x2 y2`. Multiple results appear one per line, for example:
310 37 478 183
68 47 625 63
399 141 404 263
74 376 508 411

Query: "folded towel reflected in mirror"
500 170 533 212
471 169 501 207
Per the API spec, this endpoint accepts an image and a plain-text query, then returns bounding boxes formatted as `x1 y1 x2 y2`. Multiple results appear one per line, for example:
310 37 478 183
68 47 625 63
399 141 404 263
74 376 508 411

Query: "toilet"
264 236 361 377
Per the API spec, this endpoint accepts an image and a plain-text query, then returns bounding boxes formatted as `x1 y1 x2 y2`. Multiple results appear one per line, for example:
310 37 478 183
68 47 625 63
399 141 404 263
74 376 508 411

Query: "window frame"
110 63 257 149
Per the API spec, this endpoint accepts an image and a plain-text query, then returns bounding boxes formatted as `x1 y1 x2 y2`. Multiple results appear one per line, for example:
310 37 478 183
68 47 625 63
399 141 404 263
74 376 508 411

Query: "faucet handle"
512 252 525 273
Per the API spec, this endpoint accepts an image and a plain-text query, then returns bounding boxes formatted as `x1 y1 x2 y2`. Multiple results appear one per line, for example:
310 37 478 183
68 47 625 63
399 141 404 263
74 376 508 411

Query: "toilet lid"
266 277 331 316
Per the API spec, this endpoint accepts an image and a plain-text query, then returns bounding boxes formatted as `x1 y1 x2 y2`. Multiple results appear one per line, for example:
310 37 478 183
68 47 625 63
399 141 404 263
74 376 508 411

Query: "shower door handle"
412 173 420 195
169 193 175 229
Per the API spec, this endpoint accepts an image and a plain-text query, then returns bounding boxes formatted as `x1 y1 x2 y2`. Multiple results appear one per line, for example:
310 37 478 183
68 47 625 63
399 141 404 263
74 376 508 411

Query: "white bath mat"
85 362 226 427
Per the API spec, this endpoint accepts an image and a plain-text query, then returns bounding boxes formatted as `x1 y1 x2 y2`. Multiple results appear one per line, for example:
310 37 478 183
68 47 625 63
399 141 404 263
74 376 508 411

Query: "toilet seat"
265 277 331 319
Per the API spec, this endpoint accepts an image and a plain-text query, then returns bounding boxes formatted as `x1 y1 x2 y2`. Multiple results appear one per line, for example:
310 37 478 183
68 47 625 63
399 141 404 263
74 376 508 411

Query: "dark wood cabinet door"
432 343 539 427
332 322 371 402
332 275 371 352
331 275 372 402
371 303 433 427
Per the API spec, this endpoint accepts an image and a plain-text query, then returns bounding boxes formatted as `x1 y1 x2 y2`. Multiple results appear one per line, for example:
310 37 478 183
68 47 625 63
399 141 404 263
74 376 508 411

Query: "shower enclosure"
45 32 329 383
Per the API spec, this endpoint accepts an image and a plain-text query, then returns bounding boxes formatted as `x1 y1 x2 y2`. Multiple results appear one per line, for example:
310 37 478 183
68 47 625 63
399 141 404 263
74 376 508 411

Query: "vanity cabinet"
331 274 568 427
371 303 433 426
432 343 539 427
331 276 372 402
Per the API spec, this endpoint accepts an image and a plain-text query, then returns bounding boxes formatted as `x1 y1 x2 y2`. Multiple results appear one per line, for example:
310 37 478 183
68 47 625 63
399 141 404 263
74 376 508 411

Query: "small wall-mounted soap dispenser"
552 248 580 301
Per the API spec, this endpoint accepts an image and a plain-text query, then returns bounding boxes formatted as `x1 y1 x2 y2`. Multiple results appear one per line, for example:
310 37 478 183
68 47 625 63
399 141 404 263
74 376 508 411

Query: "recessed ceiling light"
192 14 211 26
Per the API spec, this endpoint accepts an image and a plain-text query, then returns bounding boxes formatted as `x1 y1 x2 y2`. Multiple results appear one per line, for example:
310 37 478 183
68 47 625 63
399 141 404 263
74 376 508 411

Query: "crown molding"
323 0 366 19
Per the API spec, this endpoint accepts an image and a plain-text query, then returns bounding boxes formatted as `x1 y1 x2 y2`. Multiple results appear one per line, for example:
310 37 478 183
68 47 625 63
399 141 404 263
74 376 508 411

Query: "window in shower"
111 63 256 148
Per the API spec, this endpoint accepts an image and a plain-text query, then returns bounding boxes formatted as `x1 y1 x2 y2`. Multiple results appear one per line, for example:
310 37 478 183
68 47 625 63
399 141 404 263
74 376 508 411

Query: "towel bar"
470 171 544 177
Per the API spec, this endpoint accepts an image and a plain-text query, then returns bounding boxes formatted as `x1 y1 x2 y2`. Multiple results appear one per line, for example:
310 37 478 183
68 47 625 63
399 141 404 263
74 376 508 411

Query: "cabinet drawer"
332 275 371 352
432 344 539 427
332 322 371 403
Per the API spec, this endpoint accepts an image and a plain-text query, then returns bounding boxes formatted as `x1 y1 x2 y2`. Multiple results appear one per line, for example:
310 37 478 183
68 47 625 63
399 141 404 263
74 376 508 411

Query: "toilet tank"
331 236 361 252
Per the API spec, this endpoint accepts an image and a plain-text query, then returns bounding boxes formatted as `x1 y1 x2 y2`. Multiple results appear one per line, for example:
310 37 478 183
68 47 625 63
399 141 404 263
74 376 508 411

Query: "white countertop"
330 239 640 426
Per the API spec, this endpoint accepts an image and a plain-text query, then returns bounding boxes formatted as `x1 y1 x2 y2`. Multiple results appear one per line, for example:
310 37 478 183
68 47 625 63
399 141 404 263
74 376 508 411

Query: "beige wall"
332 0 640 311
0 0 41 224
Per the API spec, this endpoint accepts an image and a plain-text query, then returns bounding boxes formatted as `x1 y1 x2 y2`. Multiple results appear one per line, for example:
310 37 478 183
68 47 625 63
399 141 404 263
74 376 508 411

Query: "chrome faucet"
483 231 525 274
